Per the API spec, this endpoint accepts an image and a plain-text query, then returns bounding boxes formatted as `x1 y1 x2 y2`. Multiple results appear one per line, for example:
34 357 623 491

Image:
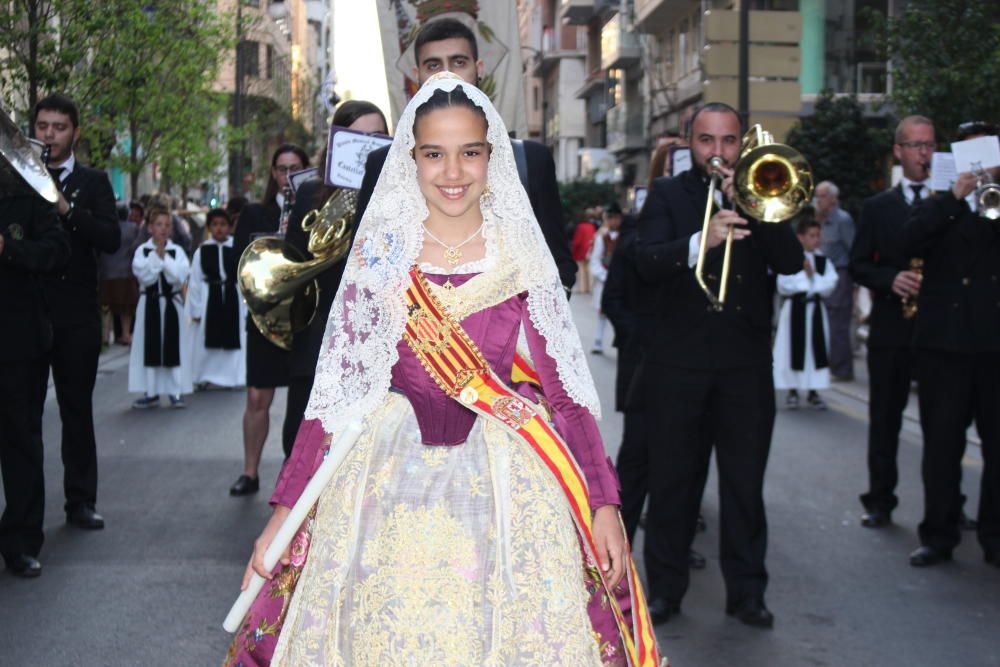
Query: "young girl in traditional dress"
223 74 661 667
129 208 192 408
773 215 839 409
187 209 245 389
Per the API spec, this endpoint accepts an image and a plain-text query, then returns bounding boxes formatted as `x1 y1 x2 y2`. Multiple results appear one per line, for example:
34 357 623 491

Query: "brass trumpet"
973 167 1000 220
695 124 814 310
238 188 357 350
901 257 923 320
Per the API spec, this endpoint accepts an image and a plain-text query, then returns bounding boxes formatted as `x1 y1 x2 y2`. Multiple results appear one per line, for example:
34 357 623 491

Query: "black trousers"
0 358 47 558
644 365 775 607
282 374 315 460
860 345 913 513
39 317 102 512
916 350 1000 555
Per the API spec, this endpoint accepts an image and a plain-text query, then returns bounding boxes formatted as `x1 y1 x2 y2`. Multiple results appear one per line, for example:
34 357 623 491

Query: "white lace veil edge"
303 74 601 438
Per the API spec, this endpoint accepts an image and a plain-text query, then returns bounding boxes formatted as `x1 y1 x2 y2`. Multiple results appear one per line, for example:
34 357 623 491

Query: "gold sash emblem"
408 306 450 353
491 395 534 428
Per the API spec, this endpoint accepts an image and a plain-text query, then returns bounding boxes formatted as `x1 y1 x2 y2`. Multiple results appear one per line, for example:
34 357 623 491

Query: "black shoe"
648 597 680 625
67 506 105 530
861 509 892 528
958 511 978 531
229 474 260 496
909 546 952 567
688 549 707 570
696 513 707 533
2 553 42 578
727 598 774 628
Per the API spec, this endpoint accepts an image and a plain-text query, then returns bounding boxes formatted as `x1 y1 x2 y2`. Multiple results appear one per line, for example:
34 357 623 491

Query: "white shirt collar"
50 152 75 182
275 192 285 210
900 175 929 204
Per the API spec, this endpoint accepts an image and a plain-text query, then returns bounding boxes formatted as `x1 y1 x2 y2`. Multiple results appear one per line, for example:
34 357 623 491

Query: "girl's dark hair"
263 143 310 206
313 101 389 208
414 86 486 128
648 143 671 187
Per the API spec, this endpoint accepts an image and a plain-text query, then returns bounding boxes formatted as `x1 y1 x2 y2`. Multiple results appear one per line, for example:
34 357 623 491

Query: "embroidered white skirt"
271 392 603 666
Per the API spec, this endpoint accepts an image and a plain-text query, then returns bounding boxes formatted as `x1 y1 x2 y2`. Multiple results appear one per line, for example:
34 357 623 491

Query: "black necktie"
910 184 923 204
48 166 64 185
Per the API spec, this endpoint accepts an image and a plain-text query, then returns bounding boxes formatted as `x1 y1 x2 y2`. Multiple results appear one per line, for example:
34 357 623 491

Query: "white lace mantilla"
304 74 601 438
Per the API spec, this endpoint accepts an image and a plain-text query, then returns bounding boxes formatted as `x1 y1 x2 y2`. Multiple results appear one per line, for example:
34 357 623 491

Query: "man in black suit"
353 18 576 290
901 121 1000 569
33 94 120 530
635 103 804 627
851 115 935 528
0 180 70 577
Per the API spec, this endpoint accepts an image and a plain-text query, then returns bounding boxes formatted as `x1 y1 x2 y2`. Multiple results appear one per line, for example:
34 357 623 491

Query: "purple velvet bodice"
272 272 621 509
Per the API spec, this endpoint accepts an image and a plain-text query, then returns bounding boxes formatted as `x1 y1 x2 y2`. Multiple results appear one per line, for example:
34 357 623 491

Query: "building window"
533 84 539 112
607 68 623 108
266 44 274 80
239 40 260 78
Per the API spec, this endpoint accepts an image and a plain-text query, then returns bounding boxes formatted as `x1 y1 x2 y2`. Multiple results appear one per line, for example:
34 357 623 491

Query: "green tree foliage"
786 93 892 218
559 179 619 225
0 0 234 196
868 0 1000 142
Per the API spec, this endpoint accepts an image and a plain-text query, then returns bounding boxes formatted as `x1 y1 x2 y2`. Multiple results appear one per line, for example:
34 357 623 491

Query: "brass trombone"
695 124 814 310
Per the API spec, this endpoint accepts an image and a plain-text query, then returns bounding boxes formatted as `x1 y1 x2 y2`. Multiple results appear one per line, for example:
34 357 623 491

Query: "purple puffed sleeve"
521 301 621 509
270 419 329 508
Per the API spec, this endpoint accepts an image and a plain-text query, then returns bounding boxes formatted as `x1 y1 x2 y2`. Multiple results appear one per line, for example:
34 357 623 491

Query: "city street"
2 300 998 667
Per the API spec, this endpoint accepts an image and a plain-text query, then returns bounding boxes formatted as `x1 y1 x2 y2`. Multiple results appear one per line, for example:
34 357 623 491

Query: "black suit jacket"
0 195 70 361
232 200 281 258
283 181 349 378
635 168 804 369
600 218 642 411
849 185 916 348
900 191 1000 353
354 140 577 290
41 163 119 327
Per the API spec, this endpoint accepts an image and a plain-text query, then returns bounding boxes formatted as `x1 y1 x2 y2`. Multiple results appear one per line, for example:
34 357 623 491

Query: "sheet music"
951 135 1000 173
326 127 393 190
930 152 957 192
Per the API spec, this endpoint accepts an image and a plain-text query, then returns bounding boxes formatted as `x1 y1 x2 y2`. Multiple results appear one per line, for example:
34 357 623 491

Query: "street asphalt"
1 297 998 667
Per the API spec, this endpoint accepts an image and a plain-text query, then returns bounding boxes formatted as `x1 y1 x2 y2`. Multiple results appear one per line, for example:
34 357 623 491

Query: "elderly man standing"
815 181 856 380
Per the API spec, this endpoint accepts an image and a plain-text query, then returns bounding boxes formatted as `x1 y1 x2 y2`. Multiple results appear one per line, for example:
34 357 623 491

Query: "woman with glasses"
230 143 310 497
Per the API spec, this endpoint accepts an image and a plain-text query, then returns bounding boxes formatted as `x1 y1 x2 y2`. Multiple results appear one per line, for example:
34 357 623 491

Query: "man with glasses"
901 120 1000 568
851 115 935 528
814 181 856 380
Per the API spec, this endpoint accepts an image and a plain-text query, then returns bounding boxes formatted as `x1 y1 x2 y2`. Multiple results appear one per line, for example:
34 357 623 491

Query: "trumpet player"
850 115 935 528
900 121 1000 569
634 102 803 627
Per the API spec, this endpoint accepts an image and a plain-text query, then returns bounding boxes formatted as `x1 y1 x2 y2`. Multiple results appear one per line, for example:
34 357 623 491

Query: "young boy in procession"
129 208 192 408
186 209 245 389
773 215 839 409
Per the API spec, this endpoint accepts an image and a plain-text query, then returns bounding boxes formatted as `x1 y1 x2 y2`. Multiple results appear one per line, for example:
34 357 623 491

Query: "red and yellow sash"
403 267 662 667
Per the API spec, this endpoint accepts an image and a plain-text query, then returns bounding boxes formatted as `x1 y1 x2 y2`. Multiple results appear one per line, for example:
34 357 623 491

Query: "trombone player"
635 102 803 627
901 121 1000 569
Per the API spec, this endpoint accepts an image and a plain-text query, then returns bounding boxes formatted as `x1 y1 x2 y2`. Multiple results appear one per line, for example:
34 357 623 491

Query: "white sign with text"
326 127 392 190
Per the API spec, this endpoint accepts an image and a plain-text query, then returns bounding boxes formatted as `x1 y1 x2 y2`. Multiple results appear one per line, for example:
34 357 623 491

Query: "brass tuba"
695 124 813 309
0 106 59 203
238 188 357 350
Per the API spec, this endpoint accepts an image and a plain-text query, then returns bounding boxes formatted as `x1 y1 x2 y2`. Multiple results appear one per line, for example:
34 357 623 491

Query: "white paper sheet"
951 136 1000 173
325 127 392 190
930 152 958 192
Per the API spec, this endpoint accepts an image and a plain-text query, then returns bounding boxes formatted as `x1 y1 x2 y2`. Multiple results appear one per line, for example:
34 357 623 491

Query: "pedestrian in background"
229 143 309 496
33 93 120 532
0 169 70 578
814 180 856 381
589 201 622 354
773 214 838 410
571 206 598 294
186 208 245 390
99 202 141 346
129 208 192 409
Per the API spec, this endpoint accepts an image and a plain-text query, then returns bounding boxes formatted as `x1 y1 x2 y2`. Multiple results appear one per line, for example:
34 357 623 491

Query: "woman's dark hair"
263 143 310 206
414 86 487 130
649 143 671 187
313 101 389 208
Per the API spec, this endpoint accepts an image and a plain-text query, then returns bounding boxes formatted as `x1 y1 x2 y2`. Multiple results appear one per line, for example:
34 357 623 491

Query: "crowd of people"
2 14 997 667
